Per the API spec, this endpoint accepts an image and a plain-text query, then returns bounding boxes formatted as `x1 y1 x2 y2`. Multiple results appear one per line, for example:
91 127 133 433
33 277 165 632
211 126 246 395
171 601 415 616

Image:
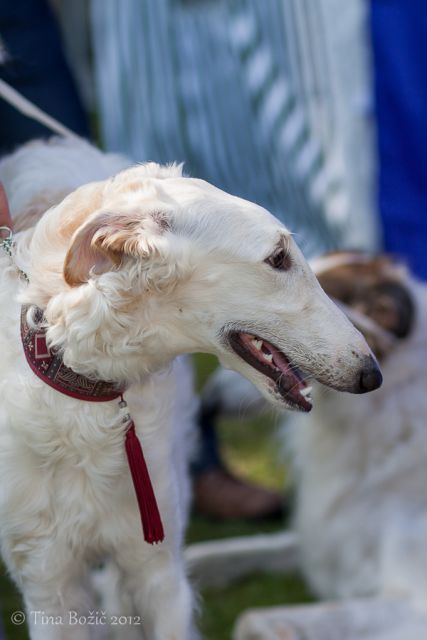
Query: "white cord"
0 78 80 140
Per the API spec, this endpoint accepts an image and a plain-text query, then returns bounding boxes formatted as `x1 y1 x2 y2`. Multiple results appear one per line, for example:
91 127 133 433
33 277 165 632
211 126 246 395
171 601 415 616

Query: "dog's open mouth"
228 331 312 411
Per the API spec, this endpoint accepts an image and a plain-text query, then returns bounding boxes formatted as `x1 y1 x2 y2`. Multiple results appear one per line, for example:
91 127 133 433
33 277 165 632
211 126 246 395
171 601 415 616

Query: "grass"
192 353 288 493
0 355 312 638
199 572 313 640
0 575 26 640
187 514 283 545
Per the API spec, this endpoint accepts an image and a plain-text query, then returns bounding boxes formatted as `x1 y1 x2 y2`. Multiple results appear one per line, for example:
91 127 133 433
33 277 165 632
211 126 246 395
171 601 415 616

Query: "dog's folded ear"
64 210 168 287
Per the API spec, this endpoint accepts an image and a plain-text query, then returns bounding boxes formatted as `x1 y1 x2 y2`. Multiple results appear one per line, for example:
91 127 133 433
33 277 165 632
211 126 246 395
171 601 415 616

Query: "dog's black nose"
358 355 383 393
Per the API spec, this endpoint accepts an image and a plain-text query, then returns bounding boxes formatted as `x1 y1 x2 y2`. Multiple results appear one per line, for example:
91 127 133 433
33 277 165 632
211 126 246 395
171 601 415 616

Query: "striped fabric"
91 0 379 257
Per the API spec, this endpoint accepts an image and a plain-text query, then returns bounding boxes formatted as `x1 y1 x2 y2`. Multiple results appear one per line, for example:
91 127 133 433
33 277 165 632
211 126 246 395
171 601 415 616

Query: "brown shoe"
192 468 285 521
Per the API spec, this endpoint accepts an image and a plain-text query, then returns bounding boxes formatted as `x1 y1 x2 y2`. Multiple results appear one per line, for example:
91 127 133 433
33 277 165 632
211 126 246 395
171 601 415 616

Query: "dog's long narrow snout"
355 354 383 393
301 287 384 395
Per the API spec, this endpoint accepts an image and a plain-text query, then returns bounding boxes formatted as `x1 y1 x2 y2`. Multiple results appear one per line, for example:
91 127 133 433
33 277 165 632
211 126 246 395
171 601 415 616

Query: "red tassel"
125 421 164 544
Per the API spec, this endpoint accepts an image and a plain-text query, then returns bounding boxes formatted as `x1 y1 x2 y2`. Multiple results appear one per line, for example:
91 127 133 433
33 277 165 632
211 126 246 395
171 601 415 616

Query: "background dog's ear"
315 251 416 353
64 211 167 286
354 281 415 339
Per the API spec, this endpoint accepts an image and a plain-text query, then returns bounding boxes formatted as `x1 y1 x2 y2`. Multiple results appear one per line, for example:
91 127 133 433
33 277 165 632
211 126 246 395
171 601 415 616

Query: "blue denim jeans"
0 0 89 152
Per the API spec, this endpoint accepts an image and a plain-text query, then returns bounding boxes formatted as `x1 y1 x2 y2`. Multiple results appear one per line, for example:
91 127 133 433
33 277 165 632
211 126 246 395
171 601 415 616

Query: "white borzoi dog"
0 139 381 640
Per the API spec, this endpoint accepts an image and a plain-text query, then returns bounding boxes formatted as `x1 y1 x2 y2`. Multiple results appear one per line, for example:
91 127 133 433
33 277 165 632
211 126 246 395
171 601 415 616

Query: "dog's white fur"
0 138 374 640
290 278 427 609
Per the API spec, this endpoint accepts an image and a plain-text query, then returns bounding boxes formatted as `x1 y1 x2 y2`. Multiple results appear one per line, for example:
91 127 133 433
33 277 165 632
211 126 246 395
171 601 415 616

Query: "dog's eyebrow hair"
283 233 292 247
277 233 292 252
263 233 292 265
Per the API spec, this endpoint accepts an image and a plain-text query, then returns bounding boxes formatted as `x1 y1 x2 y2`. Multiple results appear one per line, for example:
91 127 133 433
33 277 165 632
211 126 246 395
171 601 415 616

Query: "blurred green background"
0 354 313 639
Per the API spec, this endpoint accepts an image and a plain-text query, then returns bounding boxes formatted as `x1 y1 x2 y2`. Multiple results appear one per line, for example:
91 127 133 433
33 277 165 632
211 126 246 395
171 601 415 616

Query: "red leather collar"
0 183 12 231
21 305 125 402
20 304 164 544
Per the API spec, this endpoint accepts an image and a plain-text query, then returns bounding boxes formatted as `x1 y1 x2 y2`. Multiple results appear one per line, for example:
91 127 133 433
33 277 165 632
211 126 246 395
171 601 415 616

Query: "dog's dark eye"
265 247 292 271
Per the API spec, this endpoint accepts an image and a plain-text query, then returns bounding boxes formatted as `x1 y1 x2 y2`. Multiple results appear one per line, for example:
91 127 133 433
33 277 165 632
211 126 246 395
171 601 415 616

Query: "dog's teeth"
263 353 273 363
252 339 263 350
300 386 312 398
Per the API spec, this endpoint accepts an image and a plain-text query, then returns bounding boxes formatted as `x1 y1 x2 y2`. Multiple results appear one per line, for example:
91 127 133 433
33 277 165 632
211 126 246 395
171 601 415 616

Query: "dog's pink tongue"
268 343 306 389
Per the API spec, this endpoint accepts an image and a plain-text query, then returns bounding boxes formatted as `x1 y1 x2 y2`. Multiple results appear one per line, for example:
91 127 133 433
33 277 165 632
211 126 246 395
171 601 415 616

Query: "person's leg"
0 0 89 152
192 403 285 521
371 0 427 279
190 407 223 478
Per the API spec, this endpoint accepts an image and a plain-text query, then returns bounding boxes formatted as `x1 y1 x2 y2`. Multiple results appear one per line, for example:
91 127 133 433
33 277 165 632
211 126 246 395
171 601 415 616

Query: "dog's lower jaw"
226 331 313 411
